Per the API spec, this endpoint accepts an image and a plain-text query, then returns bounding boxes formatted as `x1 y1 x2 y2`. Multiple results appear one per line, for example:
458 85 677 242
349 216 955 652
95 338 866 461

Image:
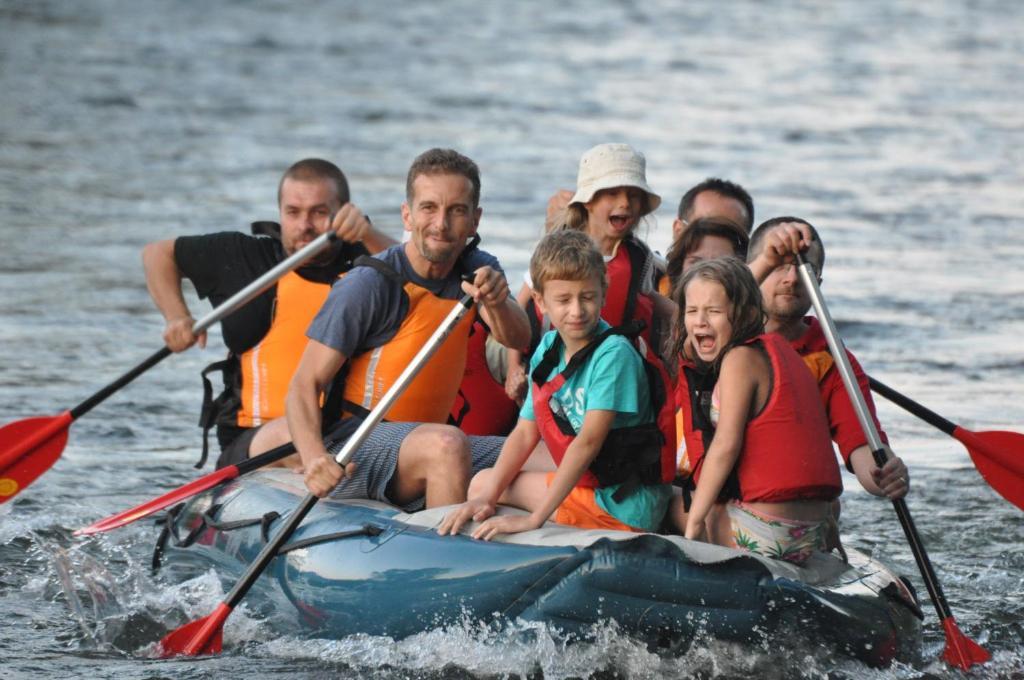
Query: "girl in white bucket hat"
549 143 664 332
503 143 669 415
559 142 661 254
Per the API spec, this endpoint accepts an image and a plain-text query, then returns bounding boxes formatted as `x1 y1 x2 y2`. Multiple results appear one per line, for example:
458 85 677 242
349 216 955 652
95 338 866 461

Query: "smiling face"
534 275 605 350
683 277 735 363
278 177 342 256
584 186 645 247
401 172 481 272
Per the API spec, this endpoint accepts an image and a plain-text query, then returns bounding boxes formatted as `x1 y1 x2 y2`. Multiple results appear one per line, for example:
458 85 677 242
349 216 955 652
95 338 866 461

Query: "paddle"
74 416 363 536
869 377 1024 509
158 292 475 657
77 441 294 536
795 252 989 670
0 231 340 505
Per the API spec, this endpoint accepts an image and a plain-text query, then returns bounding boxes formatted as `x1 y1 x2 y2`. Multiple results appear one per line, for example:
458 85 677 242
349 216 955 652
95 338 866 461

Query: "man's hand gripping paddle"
0 231 340 505
157 293 475 657
869 377 1024 510
795 251 989 670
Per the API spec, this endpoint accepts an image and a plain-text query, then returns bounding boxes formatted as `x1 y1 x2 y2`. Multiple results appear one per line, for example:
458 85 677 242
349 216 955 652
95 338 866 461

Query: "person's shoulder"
332 247 407 299
463 245 502 272
722 342 766 371
598 332 642 361
528 329 560 367
592 334 645 377
173 231 282 279
178 230 279 255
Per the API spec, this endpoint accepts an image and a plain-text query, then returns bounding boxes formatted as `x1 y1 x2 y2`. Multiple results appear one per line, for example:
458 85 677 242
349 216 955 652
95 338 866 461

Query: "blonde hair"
530 230 607 294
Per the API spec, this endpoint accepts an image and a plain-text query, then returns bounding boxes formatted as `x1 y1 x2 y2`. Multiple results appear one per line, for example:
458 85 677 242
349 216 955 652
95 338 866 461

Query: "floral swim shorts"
726 501 833 566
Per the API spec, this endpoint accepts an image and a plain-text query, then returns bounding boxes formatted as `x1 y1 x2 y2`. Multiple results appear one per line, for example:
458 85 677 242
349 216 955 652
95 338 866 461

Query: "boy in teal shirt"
439 230 672 538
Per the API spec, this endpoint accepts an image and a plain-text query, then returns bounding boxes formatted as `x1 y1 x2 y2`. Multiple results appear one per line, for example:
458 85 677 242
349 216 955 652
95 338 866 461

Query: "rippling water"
1 1 1022 678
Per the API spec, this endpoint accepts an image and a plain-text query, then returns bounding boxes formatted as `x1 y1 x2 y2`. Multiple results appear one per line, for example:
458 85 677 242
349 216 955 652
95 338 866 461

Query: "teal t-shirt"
522 321 671 531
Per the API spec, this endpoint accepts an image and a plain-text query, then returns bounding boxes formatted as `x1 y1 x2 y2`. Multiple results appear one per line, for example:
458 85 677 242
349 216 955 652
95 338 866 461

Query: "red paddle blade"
956 428 1024 476
0 414 72 505
75 465 240 536
941 617 989 669
968 444 1024 511
158 603 231 657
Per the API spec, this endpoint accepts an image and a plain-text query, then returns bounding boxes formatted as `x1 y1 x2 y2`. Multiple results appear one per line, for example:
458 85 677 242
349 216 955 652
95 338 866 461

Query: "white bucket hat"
569 143 661 214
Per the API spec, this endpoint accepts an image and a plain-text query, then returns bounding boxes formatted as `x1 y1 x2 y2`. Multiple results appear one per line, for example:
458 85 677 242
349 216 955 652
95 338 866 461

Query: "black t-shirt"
173 231 368 354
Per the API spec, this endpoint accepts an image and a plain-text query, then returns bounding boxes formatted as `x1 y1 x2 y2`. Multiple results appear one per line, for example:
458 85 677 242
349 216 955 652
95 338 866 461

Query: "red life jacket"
678 333 842 503
531 321 676 501
448 319 520 436
526 237 660 356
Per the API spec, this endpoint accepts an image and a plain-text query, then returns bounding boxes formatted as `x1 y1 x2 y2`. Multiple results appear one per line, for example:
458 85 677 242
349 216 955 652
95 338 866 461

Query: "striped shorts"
326 421 504 512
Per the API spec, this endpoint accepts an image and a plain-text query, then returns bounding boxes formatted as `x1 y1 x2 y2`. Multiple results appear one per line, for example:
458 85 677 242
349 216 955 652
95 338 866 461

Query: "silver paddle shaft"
795 257 885 452
333 294 475 467
191 231 338 335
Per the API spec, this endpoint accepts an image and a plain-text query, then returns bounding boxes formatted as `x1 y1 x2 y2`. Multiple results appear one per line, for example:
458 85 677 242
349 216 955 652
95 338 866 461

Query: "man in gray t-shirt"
286 148 531 511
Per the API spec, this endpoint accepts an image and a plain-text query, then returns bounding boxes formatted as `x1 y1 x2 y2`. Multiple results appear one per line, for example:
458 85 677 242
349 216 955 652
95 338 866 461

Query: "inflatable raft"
154 470 922 667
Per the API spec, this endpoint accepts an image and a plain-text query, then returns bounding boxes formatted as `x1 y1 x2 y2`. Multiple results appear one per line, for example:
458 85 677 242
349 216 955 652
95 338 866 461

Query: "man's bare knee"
418 425 471 468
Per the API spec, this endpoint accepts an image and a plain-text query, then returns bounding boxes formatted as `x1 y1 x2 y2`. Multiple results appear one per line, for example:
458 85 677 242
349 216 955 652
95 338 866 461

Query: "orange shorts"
545 473 639 532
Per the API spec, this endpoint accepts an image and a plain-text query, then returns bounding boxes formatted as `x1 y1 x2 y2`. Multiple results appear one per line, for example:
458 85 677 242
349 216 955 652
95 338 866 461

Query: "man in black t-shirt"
142 158 395 466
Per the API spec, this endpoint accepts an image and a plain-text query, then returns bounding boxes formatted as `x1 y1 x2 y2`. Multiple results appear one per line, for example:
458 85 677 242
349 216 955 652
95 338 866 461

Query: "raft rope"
152 502 383 573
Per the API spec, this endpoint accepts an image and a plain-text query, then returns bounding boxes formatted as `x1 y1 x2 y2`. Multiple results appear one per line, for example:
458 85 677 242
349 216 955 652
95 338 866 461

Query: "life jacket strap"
197 356 240 469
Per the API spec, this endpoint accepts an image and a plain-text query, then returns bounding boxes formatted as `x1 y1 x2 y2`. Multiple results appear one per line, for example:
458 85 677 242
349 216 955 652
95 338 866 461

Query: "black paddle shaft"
868 377 958 437
70 347 172 420
795 252 959 625
224 491 318 607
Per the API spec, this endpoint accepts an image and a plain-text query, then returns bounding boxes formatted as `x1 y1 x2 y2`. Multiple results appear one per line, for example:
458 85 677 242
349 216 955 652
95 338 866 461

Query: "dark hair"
530 230 606 294
665 216 750 284
677 178 754 232
278 158 350 206
405 148 481 208
748 216 825 272
668 257 765 372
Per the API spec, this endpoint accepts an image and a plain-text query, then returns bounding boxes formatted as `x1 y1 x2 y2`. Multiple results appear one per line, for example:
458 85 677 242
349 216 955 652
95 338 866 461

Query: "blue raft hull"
156 471 922 666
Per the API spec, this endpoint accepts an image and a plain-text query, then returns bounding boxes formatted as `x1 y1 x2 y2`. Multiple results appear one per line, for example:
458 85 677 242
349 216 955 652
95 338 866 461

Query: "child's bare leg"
668 490 688 534
521 441 556 472
705 503 733 547
497 471 554 519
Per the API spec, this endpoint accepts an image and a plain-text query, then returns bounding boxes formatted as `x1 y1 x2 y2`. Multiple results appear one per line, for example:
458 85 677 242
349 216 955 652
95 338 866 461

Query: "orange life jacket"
236 270 332 427
338 258 476 423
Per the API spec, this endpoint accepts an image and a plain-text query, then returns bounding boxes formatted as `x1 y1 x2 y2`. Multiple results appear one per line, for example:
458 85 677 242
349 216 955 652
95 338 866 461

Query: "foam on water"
2 0 1022 677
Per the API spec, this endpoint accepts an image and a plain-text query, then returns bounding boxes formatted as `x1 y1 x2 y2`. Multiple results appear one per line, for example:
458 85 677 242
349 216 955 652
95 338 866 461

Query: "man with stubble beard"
143 158 394 468
747 217 910 503
285 148 531 511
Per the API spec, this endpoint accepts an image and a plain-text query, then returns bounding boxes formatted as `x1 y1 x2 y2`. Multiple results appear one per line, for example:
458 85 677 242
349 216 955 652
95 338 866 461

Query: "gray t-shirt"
307 243 502 358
